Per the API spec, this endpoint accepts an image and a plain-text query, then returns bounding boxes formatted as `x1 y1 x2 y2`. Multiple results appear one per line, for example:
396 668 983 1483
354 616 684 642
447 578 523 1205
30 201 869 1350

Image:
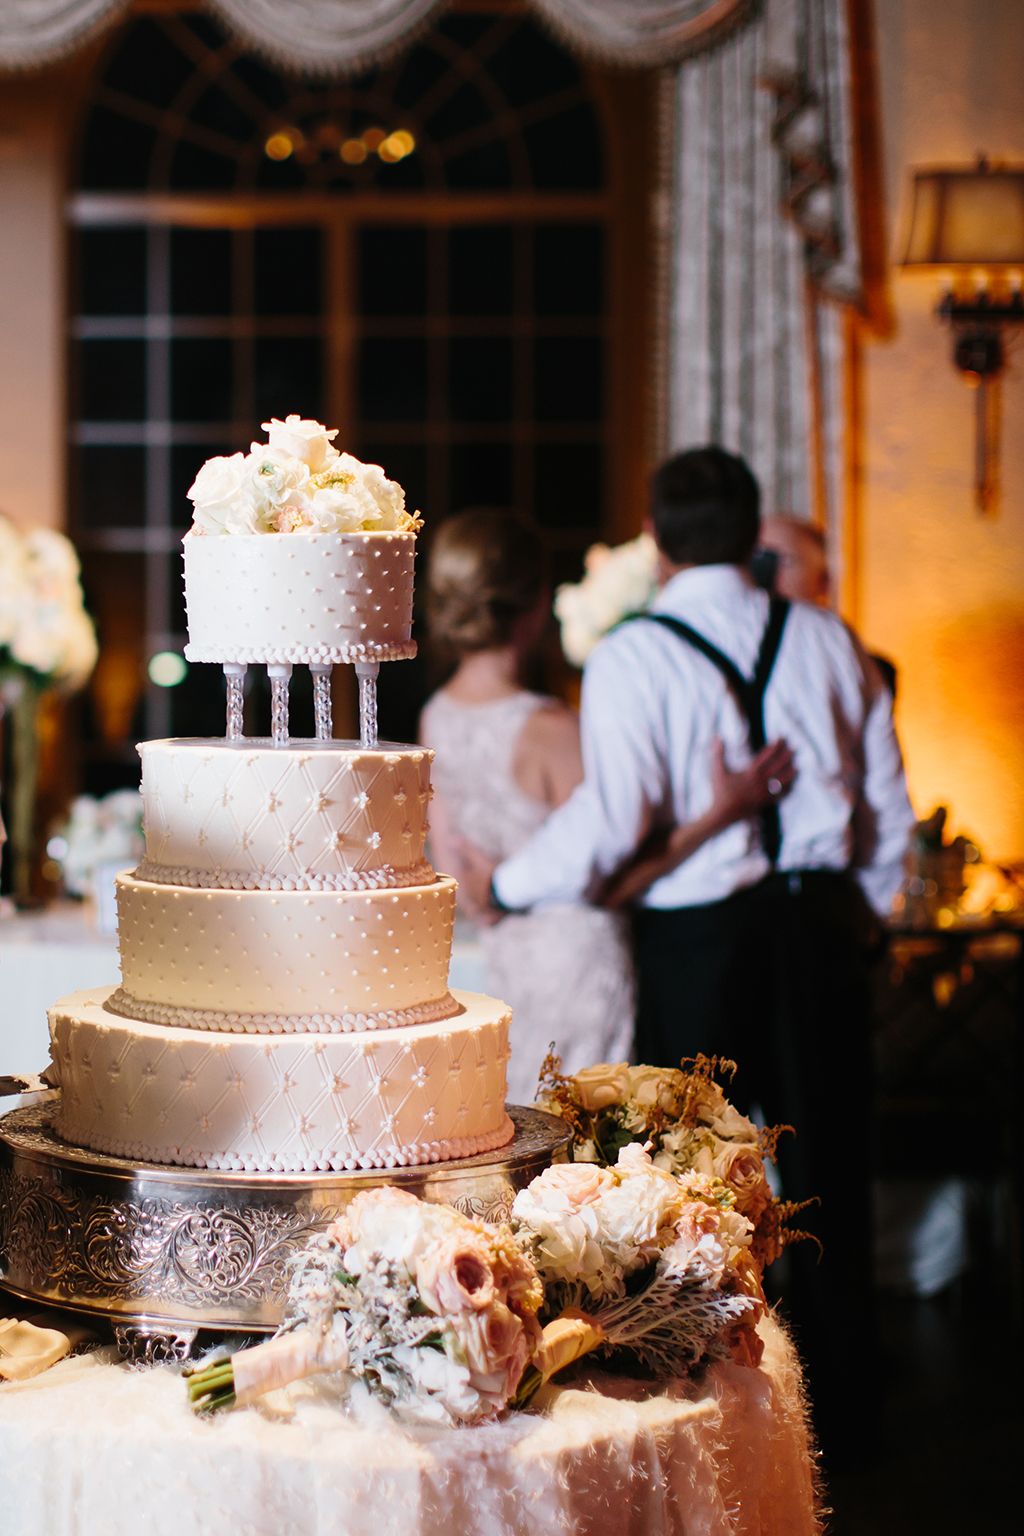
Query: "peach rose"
688 1080 759 1142
521 1160 616 1215
626 1065 686 1114
450 1301 528 1394
713 1143 773 1223
416 1234 496 1315
573 1061 630 1111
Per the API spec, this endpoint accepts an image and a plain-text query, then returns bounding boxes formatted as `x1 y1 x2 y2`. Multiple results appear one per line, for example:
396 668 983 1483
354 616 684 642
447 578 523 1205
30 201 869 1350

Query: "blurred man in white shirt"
467 447 915 1463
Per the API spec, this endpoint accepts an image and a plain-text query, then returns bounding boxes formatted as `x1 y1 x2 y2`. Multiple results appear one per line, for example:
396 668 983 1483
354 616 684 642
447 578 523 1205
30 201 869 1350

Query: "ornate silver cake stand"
0 1098 569 1363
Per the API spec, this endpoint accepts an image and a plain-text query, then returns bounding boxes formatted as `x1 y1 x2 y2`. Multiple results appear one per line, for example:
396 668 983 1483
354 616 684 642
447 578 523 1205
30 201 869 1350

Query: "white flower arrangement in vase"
553 532 659 667
0 515 98 903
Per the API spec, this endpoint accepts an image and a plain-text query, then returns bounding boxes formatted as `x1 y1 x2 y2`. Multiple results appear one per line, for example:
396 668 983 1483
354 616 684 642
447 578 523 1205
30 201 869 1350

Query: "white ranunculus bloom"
187 453 253 534
308 484 379 534
262 415 340 473
246 445 313 521
340 1197 459 1280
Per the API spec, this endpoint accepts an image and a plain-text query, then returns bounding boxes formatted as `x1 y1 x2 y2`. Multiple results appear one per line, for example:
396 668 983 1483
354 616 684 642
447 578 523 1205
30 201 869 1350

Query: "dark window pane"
524 104 604 191
534 337 602 422
450 443 513 509
102 19 193 108
170 657 231 739
254 227 323 316
180 12 229 52
535 225 604 315
392 44 450 110
444 139 512 191
448 226 513 316
449 337 513 422
77 446 146 527
230 54 290 111
256 153 307 192
171 228 232 315
168 139 238 191
171 339 233 421
373 153 426 191
437 13 497 50
533 444 602 528
188 85 255 144
255 337 323 421
78 107 157 191
356 445 428 521
171 442 233 529
425 82 491 143
78 339 146 420
358 337 427 422
78 228 147 316
486 19 582 109
358 228 428 317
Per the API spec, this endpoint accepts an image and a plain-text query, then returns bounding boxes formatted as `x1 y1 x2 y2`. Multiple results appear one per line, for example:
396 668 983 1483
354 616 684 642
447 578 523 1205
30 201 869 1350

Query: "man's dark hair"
650 447 761 566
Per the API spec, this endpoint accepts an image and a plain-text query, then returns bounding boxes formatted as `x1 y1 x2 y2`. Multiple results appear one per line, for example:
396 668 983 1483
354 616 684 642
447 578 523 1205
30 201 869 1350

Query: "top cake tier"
183 530 416 665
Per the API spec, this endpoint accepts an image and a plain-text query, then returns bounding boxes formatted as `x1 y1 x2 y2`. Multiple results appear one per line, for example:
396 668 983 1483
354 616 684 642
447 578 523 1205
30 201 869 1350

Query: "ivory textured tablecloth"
0 1314 818 1536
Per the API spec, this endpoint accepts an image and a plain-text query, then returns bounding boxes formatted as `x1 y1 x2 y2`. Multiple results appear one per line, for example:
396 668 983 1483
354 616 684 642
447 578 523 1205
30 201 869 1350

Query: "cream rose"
516 1161 616 1216
713 1142 773 1223
626 1064 687 1114
687 1079 759 1143
573 1061 630 1111
262 415 339 472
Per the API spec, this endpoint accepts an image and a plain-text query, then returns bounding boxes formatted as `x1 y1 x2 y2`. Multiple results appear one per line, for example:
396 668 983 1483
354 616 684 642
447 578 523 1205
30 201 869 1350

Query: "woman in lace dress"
420 510 634 1103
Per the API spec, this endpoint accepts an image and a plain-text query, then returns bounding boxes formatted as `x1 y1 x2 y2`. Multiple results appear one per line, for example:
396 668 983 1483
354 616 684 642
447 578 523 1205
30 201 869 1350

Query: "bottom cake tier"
48 987 514 1174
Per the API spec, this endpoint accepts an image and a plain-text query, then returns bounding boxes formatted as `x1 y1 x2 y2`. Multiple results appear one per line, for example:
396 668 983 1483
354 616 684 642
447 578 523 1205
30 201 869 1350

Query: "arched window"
69 7 647 767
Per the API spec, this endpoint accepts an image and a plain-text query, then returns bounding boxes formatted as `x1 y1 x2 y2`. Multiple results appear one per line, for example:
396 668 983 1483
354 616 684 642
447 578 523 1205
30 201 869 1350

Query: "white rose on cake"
262 414 340 472
187 453 257 534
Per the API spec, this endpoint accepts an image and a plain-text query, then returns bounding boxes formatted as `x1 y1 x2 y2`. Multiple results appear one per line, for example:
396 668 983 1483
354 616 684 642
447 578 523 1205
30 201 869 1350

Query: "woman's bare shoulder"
518 698 580 750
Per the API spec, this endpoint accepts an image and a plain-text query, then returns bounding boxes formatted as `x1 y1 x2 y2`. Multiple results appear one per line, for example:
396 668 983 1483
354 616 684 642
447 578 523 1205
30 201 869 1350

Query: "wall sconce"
902 158 1024 513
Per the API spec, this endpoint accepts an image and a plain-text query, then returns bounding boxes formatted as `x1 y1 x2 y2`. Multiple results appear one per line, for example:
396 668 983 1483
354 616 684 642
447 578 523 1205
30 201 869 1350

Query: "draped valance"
0 0 760 73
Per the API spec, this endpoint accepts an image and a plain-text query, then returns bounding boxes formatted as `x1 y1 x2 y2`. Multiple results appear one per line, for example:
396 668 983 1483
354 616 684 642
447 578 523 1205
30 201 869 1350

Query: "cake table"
0 1313 818 1536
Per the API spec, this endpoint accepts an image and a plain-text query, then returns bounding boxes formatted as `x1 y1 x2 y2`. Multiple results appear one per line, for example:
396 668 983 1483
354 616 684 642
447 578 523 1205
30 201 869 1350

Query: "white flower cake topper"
186 417 422 536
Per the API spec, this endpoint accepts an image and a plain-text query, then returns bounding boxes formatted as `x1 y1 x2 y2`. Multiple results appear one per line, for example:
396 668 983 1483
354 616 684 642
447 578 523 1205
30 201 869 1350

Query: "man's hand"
452 839 502 926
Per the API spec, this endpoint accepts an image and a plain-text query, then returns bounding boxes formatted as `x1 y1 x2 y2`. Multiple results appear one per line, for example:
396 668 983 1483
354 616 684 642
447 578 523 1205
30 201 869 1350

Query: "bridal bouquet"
554 531 658 666
512 1140 766 1402
186 417 422 537
185 1187 542 1426
535 1053 810 1273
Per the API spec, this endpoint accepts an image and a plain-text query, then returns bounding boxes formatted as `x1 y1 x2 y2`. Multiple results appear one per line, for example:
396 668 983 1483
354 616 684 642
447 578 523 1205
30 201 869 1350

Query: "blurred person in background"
420 509 635 1102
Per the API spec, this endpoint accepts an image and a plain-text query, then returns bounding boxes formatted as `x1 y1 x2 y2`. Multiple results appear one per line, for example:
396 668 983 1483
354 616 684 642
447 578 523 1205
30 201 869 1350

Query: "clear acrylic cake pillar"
223 663 246 740
309 663 333 741
356 661 379 750
267 663 292 746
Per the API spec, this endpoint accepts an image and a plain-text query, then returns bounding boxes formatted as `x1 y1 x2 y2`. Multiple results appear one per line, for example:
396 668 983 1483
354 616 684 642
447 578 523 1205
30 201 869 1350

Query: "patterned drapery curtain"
664 0 861 549
0 0 758 71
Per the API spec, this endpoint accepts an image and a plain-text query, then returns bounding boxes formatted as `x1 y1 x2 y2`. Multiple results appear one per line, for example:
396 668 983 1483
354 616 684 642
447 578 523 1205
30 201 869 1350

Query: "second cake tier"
110 872 458 1032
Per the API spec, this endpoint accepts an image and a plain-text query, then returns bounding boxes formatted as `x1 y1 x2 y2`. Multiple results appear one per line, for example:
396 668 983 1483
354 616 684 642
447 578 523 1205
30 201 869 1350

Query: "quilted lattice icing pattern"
139 740 434 888
49 987 514 1172
183 530 415 664
115 872 456 1024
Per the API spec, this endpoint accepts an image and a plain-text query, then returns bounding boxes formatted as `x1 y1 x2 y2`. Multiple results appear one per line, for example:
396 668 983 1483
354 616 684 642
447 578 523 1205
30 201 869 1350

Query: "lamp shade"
903 166 1024 265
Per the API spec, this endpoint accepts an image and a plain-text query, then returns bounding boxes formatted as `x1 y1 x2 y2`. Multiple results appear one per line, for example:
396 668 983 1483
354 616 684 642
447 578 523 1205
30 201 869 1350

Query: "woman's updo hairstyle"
426 508 544 655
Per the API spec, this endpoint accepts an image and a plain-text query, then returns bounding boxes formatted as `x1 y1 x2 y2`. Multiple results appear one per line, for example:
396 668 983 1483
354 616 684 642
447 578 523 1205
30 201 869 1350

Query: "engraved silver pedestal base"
0 1100 568 1358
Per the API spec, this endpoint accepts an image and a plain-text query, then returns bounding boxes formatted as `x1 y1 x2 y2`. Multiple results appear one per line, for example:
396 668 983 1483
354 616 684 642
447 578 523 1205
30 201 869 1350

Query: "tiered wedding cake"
46 423 515 1174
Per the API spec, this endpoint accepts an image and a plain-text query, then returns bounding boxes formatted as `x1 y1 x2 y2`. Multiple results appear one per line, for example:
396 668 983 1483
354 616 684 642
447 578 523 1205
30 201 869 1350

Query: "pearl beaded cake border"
133 859 436 893
104 987 462 1034
183 640 417 664
50 1112 516 1173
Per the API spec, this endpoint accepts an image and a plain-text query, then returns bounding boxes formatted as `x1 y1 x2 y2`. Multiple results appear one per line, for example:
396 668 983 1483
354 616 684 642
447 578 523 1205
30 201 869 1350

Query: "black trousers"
634 871 876 1459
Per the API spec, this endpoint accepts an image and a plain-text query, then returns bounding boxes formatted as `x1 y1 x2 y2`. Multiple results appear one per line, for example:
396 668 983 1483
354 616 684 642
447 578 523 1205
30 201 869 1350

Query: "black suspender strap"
644 596 791 865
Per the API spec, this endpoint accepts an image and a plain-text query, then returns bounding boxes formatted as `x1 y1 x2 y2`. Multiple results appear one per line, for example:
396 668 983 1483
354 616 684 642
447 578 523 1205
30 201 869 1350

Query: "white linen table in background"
0 1314 818 1536
0 903 119 1082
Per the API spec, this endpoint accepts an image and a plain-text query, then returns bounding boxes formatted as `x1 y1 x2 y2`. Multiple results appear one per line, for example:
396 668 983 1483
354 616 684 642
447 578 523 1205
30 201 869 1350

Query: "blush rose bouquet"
185 417 422 537
185 1188 543 1426
510 1142 766 1402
